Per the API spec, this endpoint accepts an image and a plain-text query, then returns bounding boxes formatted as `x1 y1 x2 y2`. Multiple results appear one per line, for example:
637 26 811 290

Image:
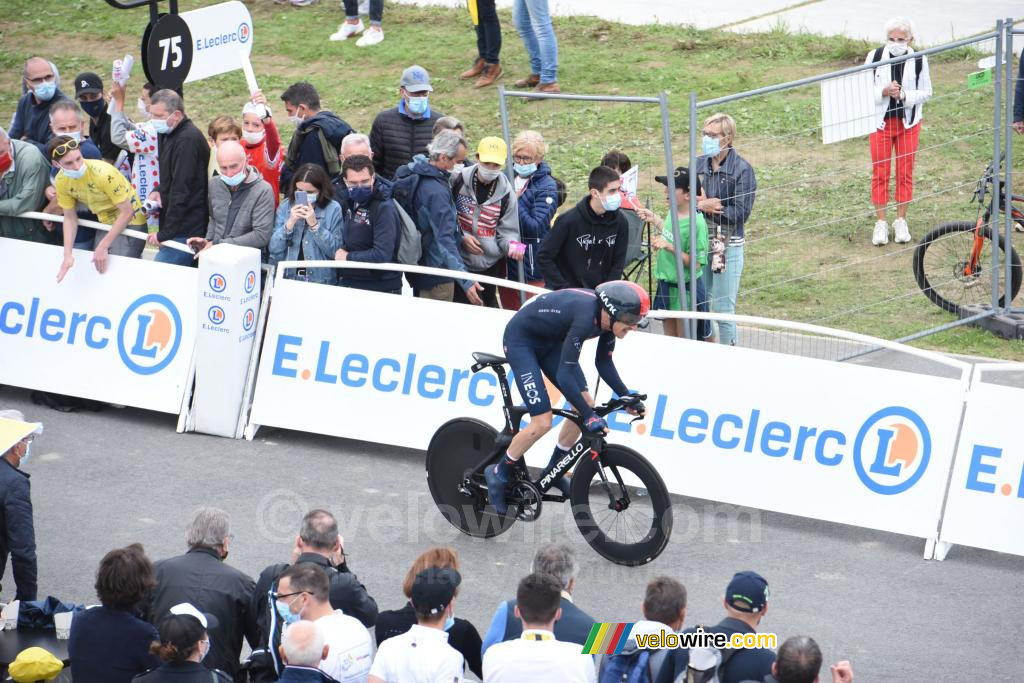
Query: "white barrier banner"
938 378 1024 557
0 238 197 414
250 282 965 540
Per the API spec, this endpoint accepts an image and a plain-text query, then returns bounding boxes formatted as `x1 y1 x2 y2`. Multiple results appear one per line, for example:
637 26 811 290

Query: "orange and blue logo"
853 406 930 495
243 308 255 332
117 294 183 376
244 270 257 294
238 22 251 43
582 623 635 655
209 274 227 293
208 306 226 325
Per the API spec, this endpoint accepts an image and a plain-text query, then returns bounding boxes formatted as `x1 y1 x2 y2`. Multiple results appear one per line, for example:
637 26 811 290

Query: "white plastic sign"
181 1 254 84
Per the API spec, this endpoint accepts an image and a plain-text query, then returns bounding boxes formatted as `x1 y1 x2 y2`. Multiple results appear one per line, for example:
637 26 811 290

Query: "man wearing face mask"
279 82 354 189
369 65 444 181
186 141 274 259
0 410 42 603
0 126 55 245
452 136 522 307
538 165 629 290
9 57 69 156
145 89 211 266
368 567 466 683
275 564 372 683
74 72 121 163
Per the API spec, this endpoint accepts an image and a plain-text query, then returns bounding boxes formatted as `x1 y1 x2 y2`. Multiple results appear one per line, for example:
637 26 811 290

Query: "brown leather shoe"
514 73 540 88
474 63 503 88
535 81 561 94
460 57 485 79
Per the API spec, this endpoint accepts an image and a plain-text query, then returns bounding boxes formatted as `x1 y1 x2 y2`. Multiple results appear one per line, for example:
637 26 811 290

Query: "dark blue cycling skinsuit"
502 288 629 420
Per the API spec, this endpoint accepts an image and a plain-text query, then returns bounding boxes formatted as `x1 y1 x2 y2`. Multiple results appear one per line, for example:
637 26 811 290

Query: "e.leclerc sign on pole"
142 1 253 90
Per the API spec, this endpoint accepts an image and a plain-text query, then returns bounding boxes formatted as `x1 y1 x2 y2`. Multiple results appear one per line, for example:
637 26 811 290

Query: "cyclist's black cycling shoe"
485 461 512 515
545 450 572 498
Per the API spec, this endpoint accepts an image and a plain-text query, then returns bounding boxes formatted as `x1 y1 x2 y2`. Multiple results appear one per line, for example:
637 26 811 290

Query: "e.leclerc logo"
243 308 255 332
852 406 930 495
208 306 226 325
117 295 183 375
238 22 251 43
209 273 227 293
244 270 256 294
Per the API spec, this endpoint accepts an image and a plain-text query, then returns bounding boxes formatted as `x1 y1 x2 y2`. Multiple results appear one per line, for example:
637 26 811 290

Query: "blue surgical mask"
62 164 87 180
348 186 372 205
513 162 537 177
408 96 428 116
66 132 82 143
275 600 300 626
702 135 721 157
220 170 246 187
199 638 210 662
19 441 32 466
443 614 455 631
600 192 621 212
33 81 57 102
150 118 170 135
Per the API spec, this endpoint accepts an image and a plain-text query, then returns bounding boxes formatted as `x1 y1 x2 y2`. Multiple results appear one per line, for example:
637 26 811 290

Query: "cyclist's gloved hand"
585 415 608 434
621 391 646 416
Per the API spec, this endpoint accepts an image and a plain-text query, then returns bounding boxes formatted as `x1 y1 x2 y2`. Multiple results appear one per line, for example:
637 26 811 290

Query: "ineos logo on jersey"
521 372 542 405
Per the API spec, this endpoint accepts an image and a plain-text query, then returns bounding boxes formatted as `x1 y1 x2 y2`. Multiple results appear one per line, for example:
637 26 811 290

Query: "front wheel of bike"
425 418 517 539
570 444 672 566
913 221 1022 316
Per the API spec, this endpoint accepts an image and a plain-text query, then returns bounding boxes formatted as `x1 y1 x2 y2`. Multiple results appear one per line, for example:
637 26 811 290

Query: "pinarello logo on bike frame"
117 295 183 376
209 274 227 293
244 270 256 294
243 308 255 332
208 306 226 325
853 406 931 495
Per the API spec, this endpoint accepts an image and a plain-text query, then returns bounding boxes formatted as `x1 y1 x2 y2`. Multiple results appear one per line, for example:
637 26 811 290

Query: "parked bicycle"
912 161 1022 316
425 352 673 566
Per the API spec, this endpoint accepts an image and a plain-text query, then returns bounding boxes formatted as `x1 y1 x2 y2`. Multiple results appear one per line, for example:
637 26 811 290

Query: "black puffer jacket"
0 458 36 601
369 104 442 180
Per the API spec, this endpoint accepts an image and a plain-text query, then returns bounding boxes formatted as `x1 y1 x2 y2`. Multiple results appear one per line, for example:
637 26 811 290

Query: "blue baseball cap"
725 571 769 613
400 65 433 93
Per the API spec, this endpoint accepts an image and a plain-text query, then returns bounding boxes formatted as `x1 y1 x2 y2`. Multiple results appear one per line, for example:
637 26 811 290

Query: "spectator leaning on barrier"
146 89 211 267
867 17 932 246
335 154 403 293
10 57 68 156
740 636 853 683
275 563 373 682
370 65 443 181
276 620 334 683
144 507 258 678
249 509 378 683
482 542 595 653
697 112 756 347
68 543 161 683
186 140 275 259
41 100 104 251
399 130 484 304
504 129 558 309
74 71 120 163
109 80 159 257
375 547 483 679
0 126 54 244
538 165 629 290
368 567 466 683
452 135 522 307
483 572 596 683
0 409 42 603
512 0 560 93
49 135 147 283
241 90 284 207
280 82 355 187
269 163 344 286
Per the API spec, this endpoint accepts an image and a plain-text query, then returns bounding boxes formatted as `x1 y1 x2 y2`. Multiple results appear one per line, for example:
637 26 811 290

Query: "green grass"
1 1 1021 359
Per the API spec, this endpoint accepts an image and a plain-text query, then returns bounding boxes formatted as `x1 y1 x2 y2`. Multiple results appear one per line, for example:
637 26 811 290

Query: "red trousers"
869 117 921 206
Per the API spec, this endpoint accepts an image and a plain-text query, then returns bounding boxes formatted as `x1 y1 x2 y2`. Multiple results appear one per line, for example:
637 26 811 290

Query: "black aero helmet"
595 280 650 327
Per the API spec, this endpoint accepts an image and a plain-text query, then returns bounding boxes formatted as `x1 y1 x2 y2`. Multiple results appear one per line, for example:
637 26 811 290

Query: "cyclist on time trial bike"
485 280 649 514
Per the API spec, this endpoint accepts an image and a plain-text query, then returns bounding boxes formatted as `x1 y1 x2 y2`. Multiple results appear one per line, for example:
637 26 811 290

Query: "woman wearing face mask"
373 547 483 679
241 90 283 207
134 605 231 683
451 136 523 308
269 163 344 285
866 16 932 247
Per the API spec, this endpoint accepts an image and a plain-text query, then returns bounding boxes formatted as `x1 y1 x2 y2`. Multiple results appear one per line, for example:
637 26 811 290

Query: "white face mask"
452 163 465 175
477 166 501 183
242 129 265 145
887 40 909 56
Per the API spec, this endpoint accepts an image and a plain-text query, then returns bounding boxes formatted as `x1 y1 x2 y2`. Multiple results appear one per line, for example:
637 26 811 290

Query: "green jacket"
0 139 56 244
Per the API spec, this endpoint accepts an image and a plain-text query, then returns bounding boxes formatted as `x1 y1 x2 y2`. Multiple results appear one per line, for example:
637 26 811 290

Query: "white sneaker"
329 19 364 41
892 217 911 244
356 27 383 46
872 220 889 246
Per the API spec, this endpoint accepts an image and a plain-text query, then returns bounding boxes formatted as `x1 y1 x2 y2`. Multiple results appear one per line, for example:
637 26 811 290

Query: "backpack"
600 648 669 683
871 46 923 121
684 643 738 683
389 172 424 265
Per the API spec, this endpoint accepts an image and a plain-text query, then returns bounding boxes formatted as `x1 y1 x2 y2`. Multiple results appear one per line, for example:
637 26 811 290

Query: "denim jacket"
269 198 343 285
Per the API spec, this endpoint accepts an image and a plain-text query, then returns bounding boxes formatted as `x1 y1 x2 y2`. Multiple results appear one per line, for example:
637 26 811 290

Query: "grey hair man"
279 620 332 682
480 542 595 654
9 57 68 155
0 409 41 602
144 506 257 677
431 116 465 138
0 125 54 244
755 636 854 683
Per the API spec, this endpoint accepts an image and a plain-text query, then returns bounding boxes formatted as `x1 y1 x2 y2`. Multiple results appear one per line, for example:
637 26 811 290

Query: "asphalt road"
1 377 1022 682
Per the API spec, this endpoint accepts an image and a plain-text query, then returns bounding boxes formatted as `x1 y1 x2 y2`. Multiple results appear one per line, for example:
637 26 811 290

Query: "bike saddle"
472 351 507 367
